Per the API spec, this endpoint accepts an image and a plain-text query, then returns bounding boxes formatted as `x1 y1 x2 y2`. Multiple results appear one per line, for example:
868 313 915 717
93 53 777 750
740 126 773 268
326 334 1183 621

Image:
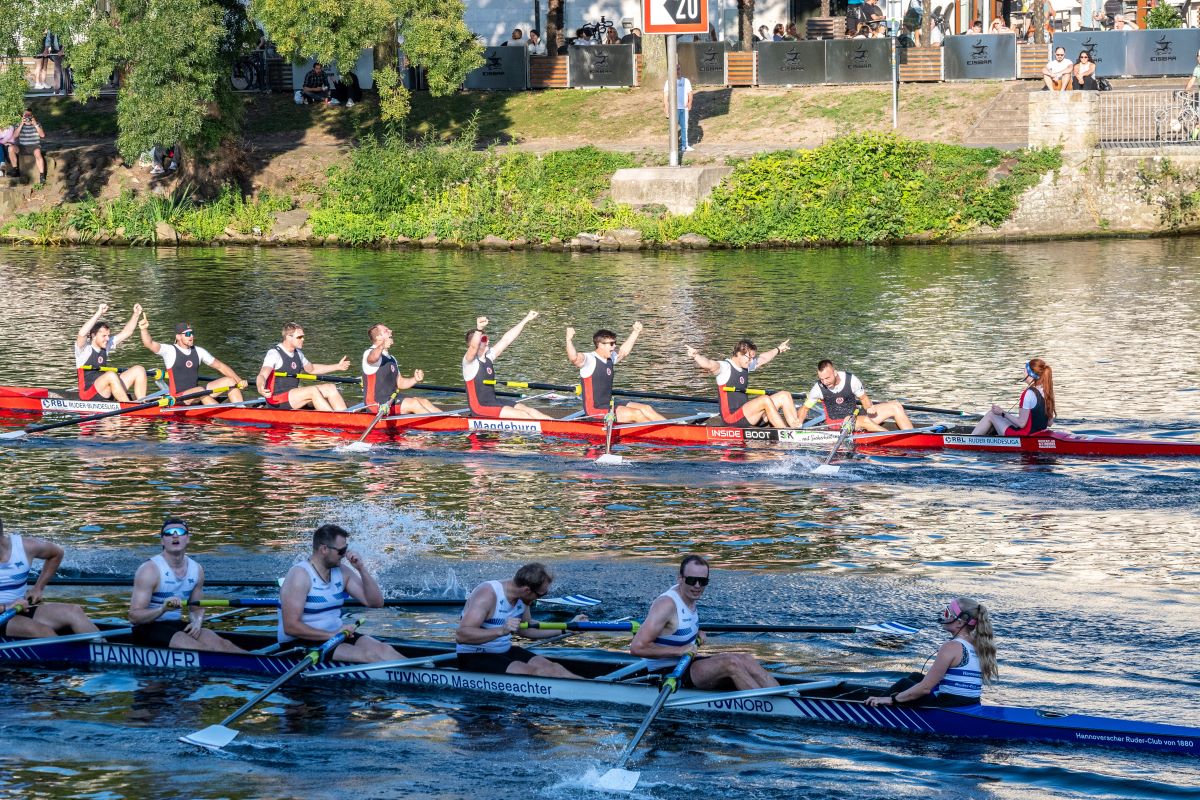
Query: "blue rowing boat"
2 628 1195 758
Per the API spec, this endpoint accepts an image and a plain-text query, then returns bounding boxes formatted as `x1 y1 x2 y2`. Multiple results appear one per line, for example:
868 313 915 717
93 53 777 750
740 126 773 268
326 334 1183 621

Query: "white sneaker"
346 99 355 107
167 161 178 171
684 146 695 152
150 165 164 175
329 99 340 105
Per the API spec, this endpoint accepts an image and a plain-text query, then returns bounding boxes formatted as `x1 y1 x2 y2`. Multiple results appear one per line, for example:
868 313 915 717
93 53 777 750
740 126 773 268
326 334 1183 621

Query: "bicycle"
230 53 267 92
1154 91 1200 143
580 16 616 44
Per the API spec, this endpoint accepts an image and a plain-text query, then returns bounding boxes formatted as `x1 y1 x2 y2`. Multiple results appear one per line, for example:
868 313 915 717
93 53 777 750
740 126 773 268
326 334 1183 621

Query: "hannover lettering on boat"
41 398 121 414
467 419 544 435
89 643 200 668
943 435 1022 448
1072 731 1194 748
706 428 744 441
385 669 552 696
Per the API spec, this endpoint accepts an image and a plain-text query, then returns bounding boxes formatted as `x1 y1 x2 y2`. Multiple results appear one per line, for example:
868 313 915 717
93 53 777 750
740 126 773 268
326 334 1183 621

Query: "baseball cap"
174 322 194 335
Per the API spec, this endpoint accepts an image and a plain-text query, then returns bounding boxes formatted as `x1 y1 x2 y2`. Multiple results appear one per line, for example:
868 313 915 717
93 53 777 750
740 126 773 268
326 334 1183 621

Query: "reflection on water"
0 242 1199 798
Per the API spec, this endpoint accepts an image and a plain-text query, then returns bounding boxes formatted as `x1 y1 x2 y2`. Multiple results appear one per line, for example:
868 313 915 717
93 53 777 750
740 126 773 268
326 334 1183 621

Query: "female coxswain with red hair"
970 358 1055 436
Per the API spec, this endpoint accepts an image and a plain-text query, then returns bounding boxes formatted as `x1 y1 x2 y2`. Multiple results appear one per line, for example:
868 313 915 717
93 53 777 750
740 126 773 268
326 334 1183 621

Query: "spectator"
620 27 643 53
785 23 800 40
772 23 785 41
1112 14 1129 30
930 5 948 45
11 108 46 184
663 66 695 154
1072 51 1098 90
853 24 871 38
968 19 983 33
33 30 63 92
501 28 524 46
301 62 331 104
1043 47 1073 92
574 27 595 46
0 125 14 176
605 27 621 45
989 19 1011 32
527 29 547 56
862 0 886 33
904 0 924 45
254 34 272 91
754 24 770 43
1185 49 1200 92
149 144 179 176
331 72 362 106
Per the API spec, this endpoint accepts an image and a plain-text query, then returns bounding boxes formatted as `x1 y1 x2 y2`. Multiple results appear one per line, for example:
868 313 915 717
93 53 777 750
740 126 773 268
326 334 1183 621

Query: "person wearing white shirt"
1043 47 1073 91
801 359 914 432
663 68 695 153
527 29 547 56
138 316 246 404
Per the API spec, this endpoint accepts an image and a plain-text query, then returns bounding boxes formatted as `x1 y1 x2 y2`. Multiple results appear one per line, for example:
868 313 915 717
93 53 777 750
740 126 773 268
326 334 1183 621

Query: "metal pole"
891 34 899 129
667 34 679 167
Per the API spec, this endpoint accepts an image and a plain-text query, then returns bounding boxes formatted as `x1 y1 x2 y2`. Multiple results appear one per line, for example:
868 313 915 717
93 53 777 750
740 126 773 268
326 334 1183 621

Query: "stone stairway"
963 82 1038 150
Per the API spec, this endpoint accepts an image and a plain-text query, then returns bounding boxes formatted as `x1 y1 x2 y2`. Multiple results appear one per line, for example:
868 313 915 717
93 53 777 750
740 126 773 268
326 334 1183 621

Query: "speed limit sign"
643 0 709 34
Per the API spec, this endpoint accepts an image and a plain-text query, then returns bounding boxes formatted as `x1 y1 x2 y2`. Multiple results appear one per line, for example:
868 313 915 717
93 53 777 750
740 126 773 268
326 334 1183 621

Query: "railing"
1098 89 1200 148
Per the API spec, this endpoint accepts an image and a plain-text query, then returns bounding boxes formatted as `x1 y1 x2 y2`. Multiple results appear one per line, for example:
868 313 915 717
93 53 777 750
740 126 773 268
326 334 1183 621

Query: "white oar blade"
857 621 920 635
0 430 27 440
179 724 239 750
593 767 641 792
810 464 840 476
540 594 602 609
594 453 624 466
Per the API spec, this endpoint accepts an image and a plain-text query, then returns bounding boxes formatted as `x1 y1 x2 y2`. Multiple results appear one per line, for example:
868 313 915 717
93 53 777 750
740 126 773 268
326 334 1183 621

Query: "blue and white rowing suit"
456 580 525 655
931 636 983 702
652 585 700 647
147 554 199 621
277 561 349 643
0 535 30 608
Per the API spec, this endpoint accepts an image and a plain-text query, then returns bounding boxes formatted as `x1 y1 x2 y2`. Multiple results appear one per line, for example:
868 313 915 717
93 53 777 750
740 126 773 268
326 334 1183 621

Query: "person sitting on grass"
301 62 331 104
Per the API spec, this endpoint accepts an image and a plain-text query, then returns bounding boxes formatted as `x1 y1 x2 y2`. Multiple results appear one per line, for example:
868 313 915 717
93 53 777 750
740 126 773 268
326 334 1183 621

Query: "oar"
0 603 25 628
664 678 842 708
412 382 524 398
0 388 222 440
180 620 360 750
522 620 639 632
342 387 403 451
274 371 360 386
593 653 693 792
701 621 919 635
0 626 126 651
901 402 982 418
811 409 859 476
613 412 710 430
596 399 623 466
191 593 601 610
490 379 718 406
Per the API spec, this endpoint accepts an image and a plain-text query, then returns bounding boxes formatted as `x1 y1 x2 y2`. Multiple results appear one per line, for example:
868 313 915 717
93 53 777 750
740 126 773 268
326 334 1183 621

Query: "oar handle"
901 402 980 418
663 652 694 692
0 602 24 625
274 371 361 386
412 382 523 398
487 379 581 394
522 620 639 632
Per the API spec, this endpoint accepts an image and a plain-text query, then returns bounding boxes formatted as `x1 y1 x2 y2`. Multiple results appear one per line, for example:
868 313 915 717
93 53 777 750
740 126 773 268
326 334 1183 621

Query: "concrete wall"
1028 91 1098 152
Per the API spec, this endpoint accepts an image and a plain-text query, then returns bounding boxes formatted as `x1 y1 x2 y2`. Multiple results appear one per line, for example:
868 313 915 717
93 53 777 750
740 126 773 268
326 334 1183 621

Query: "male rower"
278 524 403 663
455 562 586 678
128 517 245 653
566 323 665 423
255 323 351 411
462 313 553 420
0 518 99 639
630 555 779 691
138 315 247 404
362 323 441 415
74 303 149 401
686 339 801 428
801 359 913 432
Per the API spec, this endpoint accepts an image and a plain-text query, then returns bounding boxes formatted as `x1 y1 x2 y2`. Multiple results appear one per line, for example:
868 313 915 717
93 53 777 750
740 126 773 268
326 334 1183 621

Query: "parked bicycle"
579 16 616 44
230 53 268 92
1154 90 1200 143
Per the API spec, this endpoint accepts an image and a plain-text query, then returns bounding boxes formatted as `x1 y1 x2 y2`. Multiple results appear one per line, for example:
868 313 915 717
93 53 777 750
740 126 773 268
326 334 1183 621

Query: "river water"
0 242 1197 799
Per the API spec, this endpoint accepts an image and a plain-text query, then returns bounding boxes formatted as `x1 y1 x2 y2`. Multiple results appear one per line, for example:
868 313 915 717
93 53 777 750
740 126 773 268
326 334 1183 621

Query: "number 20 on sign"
644 0 709 34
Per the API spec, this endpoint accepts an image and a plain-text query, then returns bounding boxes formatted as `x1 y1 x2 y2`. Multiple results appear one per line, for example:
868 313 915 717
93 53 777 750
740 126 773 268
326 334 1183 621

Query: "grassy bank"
1 132 1061 247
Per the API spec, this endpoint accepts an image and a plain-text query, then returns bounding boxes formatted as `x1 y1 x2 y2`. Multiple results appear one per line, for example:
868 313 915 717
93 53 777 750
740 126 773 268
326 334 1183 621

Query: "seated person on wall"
11 109 46 184
501 28 524 46
527 29 548 56
968 18 983 33
301 61 331 104
853 23 872 38
785 23 800 39
772 23 786 41
1073 50 1098 90
1043 47 1073 92
753 24 770 43
989 19 1012 32
620 27 643 53
1111 14 1130 30
862 0 886 32
573 27 595 46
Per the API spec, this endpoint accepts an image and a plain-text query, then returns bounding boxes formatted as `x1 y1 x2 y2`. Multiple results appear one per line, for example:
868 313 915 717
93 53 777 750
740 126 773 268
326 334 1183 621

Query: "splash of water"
297 499 455 572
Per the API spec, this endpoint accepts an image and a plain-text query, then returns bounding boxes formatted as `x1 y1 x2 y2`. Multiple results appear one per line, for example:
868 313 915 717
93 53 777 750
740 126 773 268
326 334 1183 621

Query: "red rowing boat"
1 385 1199 457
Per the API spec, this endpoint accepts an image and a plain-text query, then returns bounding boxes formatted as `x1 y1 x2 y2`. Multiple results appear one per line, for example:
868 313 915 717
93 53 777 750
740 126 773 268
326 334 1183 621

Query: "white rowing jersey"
456 580 525 654
0 535 29 607
277 561 348 643
147 554 200 622
931 636 983 700
651 585 700 647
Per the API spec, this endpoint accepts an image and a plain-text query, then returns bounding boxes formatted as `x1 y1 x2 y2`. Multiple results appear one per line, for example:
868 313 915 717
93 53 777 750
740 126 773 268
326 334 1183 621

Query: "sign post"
644 0 710 167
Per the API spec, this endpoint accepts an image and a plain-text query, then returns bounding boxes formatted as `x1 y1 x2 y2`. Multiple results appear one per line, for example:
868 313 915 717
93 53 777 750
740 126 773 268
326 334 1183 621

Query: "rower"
685 339 801 429
137 316 246 404
128 518 246 653
455 562 586 678
629 555 779 691
866 597 996 708
362 323 441 415
971 358 1055 437
566 323 665 423
462 313 553 420
0 518 99 639
74 303 149 402
801 359 913 432
278 524 403 663
255 323 350 411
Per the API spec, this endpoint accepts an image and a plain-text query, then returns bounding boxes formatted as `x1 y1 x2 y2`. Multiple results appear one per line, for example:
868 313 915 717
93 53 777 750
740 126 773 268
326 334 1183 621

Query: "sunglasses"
682 575 709 587
324 544 348 556
161 527 189 537
180 330 194 337
525 584 548 598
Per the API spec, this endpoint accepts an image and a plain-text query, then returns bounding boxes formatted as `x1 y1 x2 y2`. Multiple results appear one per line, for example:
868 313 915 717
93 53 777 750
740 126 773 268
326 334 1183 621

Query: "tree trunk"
546 0 564 54
738 0 756 50
821 0 832 17
1033 0 1046 43
923 0 933 43
642 31 668 87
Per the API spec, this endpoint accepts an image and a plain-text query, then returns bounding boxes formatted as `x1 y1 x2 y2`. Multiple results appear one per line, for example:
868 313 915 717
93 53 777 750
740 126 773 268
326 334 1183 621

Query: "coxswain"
630 555 779 691
137 316 246 404
74 303 148 401
255 323 350 411
970 358 1055 436
685 339 801 428
128 518 246 652
866 597 996 708
0 518 99 639
362 323 440 415
800 359 914 432
566 323 665 423
462 313 553 420
278 524 403 663
455 562 586 678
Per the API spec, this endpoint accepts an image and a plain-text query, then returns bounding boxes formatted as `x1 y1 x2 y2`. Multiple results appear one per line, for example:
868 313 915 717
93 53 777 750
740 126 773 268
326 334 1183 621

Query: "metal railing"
1098 89 1200 148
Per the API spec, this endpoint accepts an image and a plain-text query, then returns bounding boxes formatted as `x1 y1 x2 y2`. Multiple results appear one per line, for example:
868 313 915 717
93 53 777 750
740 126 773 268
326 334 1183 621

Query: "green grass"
28 96 118 137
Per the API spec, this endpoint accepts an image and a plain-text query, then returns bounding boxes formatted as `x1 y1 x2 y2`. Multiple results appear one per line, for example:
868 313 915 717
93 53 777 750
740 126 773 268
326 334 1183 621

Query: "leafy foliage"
1146 3 1183 29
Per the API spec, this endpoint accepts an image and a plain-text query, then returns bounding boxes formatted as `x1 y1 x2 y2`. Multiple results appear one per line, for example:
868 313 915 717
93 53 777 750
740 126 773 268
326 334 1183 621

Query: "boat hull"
2 632 1196 758
2 386 1200 457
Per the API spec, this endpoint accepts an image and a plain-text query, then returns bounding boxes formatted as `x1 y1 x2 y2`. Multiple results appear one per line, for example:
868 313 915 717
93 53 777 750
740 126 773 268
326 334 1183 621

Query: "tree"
738 0 755 50
1146 1 1183 27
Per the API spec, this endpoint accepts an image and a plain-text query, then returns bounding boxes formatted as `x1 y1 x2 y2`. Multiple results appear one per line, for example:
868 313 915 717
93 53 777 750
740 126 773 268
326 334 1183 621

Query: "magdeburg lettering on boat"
467 419 543 435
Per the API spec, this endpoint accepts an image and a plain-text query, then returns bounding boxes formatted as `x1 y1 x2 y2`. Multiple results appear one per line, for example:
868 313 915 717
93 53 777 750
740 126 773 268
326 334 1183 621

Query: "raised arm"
137 310 162 354
753 339 790 368
565 327 585 368
303 354 351 376
616 321 643 362
76 304 108 349
341 550 383 608
110 303 143 348
491 310 539 360
464 316 489 362
685 345 721 375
